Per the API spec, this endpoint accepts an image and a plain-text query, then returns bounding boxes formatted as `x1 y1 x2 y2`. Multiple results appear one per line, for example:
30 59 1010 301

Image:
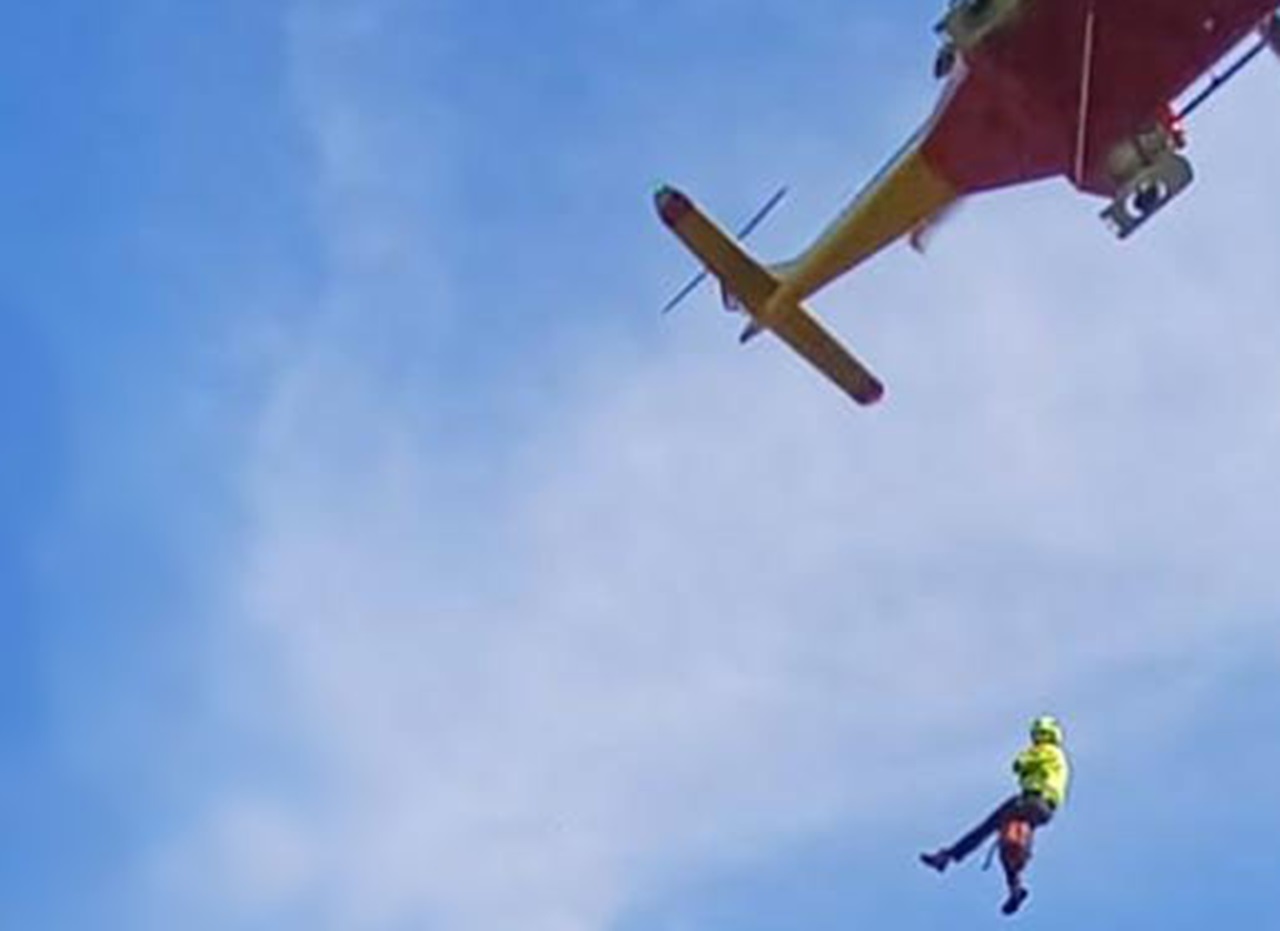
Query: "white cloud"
147 11 1280 931
150 797 319 915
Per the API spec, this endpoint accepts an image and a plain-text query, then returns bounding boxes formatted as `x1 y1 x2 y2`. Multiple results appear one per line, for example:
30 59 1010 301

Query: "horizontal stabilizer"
655 185 884 406
768 304 885 405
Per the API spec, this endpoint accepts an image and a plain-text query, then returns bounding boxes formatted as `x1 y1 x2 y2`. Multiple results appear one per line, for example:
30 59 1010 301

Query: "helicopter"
657 0 1280 405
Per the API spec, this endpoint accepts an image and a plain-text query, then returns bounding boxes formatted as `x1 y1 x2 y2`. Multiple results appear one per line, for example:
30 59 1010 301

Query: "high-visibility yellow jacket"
1013 742 1071 808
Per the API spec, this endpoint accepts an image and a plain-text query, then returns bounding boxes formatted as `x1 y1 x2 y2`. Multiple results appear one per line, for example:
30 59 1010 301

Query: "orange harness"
998 817 1034 875
981 814 1034 875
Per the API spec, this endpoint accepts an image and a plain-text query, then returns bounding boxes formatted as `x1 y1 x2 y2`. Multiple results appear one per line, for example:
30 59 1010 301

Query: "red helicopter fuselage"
925 0 1278 197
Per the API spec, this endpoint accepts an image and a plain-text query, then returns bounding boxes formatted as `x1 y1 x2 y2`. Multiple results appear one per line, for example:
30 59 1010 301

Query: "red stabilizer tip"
861 381 886 406
655 187 693 227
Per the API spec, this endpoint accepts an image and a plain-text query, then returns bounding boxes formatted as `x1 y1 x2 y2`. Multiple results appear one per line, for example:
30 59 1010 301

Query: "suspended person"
919 715 1071 916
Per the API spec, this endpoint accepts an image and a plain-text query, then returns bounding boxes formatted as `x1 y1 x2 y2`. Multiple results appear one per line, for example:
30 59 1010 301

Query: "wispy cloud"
142 7 1280 930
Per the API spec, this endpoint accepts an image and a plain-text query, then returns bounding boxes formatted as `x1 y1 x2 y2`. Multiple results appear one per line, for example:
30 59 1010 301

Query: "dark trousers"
949 792 1055 863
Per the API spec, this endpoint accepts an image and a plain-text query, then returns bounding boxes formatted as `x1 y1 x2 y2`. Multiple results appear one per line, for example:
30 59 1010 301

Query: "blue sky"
3 1 1279 928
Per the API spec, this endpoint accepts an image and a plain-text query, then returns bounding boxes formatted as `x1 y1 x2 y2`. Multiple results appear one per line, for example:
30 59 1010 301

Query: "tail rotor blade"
661 269 710 314
659 185 788 314
735 185 788 240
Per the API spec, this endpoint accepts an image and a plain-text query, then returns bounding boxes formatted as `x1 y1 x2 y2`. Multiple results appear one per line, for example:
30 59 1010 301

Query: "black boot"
919 849 951 873
1001 884 1029 915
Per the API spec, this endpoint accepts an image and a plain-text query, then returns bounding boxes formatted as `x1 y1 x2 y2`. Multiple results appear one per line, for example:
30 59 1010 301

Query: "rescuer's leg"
919 796 1020 872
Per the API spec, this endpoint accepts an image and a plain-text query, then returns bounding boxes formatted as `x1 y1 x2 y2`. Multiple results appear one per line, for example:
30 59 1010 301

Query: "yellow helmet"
1030 715 1064 746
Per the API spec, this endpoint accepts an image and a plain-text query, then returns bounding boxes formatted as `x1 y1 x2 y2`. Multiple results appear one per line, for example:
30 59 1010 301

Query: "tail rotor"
660 185 788 315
